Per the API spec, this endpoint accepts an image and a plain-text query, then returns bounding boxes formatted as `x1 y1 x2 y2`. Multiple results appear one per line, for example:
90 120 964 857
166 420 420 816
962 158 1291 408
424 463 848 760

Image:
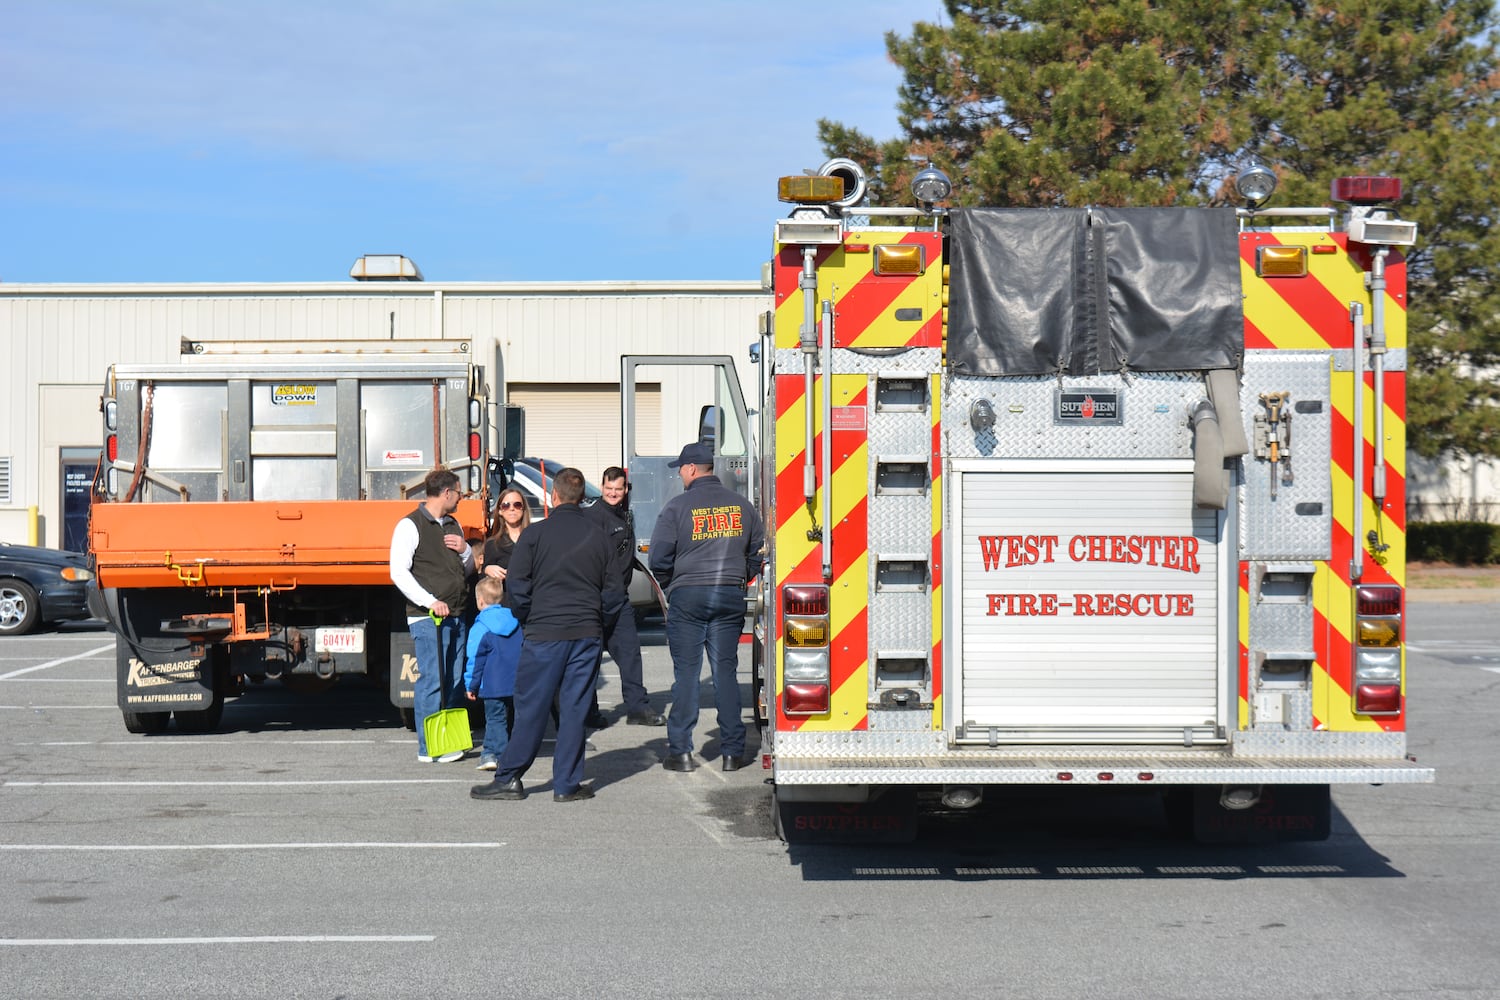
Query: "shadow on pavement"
722 786 1408 882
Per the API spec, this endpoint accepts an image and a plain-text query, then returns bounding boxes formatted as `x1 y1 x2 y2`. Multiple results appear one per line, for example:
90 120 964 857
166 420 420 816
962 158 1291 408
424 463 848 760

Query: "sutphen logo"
1055 388 1121 424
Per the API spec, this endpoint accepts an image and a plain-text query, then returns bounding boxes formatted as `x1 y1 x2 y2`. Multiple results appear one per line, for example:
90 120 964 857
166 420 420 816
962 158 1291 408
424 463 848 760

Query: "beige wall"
0 282 767 547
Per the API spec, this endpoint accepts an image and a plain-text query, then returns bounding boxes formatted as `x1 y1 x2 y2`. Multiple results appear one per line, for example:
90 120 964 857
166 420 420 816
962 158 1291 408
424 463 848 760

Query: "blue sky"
2 1 938 284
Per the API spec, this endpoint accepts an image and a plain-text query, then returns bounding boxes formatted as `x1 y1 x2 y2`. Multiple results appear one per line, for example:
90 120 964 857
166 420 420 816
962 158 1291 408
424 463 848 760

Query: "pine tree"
819 0 1500 463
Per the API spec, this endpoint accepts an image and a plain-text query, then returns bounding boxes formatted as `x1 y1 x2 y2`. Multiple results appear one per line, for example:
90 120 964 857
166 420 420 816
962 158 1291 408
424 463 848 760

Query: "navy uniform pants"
665 585 746 759
602 590 652 716
495 636 603 795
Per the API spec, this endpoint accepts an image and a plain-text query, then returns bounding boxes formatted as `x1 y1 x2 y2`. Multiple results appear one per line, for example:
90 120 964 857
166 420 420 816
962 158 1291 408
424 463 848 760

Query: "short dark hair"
551 467 586 504
424 469 461 497
601 466 627 485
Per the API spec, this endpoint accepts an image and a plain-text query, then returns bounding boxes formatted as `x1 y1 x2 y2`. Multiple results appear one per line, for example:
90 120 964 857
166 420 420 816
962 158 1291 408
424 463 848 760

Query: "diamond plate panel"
944 373 1202 460
1240 352 1332 559
772 347 941 375
867 707 938 732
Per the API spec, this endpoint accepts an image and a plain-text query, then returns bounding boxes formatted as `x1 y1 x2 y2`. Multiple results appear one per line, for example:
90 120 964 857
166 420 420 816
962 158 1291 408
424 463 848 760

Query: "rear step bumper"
772 750 1434 786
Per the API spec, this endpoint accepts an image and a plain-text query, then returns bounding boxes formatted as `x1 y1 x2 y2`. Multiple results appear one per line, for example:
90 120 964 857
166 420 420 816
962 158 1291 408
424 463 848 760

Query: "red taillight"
1353 584 1404 717
782 683 829 715
468 432 481 461
107 435 118 462
1355 683 1401 715
1356 585 1402 617
1331 176 1402 204
783 585 828 616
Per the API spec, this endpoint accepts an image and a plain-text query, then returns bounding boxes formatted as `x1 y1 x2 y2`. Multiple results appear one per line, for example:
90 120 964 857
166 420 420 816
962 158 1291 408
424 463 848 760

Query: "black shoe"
553 784 595 803
470 777 526 800
662 752 696 772
626 711 666 727
722 753 755 772
585 711 612 730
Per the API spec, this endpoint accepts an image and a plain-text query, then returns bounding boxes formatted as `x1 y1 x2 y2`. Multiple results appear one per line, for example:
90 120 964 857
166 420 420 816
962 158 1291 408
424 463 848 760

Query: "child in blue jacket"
465 576 522 770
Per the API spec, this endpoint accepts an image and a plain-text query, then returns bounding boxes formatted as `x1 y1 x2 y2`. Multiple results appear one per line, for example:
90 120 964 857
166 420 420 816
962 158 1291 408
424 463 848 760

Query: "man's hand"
443 533 466 553
430 600 451 618
465 691 477 702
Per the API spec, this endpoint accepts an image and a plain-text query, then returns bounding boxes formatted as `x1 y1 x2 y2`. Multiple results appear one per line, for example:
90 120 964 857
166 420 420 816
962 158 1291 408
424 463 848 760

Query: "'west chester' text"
978 533 1202 575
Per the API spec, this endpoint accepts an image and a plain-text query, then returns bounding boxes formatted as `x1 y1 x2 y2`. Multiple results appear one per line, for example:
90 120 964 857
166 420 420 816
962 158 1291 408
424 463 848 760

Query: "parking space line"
0 935 435 946
3 779 475 787
0 841 500 851
0 643 115 680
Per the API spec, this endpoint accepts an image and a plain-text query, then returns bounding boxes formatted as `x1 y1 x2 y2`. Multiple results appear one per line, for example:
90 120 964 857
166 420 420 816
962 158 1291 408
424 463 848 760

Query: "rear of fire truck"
758 159 1434 843
90 340 490 734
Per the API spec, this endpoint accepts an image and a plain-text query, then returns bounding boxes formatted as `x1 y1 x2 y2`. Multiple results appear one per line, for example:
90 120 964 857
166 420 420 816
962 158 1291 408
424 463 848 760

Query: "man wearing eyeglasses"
389 469 474 763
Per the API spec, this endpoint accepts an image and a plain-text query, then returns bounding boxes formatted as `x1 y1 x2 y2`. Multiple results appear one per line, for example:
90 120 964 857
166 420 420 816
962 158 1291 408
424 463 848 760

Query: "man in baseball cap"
649 442 765 773
666 441 715 469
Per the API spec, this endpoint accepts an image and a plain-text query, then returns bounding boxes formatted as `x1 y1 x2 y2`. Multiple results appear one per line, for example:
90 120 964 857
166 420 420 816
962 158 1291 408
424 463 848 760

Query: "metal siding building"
0 280 767 549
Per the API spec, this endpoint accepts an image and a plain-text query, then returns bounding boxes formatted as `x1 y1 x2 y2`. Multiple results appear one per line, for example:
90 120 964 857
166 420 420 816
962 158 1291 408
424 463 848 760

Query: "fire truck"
756 159 1434 842
89 340 491 734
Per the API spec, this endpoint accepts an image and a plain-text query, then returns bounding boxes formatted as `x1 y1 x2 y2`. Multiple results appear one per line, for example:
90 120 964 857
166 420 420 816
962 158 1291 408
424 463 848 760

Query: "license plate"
315 627 364 654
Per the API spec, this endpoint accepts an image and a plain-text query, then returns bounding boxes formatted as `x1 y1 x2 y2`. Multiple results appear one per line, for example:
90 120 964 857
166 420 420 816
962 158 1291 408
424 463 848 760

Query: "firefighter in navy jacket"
648 442 765 772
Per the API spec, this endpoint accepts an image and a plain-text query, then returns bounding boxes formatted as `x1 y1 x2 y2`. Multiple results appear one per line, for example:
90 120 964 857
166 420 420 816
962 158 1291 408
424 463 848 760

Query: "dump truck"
90 340 490 733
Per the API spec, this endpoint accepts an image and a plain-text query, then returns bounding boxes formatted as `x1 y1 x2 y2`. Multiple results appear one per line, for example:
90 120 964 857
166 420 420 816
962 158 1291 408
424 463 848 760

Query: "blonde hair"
476 575 505 608
488 486 532 538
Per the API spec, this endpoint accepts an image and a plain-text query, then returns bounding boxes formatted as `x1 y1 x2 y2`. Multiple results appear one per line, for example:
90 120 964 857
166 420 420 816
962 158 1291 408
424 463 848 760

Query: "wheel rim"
0 587 27 631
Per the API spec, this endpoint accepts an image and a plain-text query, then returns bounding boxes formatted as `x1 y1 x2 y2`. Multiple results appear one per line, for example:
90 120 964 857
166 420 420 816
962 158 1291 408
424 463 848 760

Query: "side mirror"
697 404 723 449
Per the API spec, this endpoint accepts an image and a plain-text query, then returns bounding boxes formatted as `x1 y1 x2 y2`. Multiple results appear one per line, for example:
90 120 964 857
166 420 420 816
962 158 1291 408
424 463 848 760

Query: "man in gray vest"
389 468 473 763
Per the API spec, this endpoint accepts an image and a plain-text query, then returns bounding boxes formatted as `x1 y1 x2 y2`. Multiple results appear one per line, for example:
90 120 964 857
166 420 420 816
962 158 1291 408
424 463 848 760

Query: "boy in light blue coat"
465 576 522 770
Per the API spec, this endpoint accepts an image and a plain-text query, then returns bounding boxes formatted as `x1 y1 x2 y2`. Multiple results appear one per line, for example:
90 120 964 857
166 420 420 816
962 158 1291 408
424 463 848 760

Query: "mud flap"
116 639 213 713
389 624 417 711
1190 784 1331 843
775 787 919 845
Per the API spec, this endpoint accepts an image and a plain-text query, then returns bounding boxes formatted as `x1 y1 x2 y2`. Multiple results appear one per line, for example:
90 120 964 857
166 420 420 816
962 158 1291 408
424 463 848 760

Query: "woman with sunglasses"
482 487 532 607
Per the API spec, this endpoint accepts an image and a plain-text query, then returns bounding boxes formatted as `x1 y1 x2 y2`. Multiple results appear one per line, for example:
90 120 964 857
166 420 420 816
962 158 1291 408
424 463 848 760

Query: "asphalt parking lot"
4 600 1499 999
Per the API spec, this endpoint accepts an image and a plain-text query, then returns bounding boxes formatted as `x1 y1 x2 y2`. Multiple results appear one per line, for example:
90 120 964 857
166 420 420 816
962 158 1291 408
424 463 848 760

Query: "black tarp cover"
946 207 1243 376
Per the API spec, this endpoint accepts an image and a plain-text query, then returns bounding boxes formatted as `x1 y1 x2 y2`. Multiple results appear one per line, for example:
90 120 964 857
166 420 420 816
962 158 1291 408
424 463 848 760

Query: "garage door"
507 383 659 485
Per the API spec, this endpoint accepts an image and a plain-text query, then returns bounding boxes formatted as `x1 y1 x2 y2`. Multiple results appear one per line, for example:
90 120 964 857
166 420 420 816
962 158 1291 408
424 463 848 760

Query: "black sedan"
0 543 96 635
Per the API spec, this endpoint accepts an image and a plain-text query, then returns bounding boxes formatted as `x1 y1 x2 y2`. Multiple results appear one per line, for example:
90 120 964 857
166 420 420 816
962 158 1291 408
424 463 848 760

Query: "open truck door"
620 355 755 620
620 354 754 555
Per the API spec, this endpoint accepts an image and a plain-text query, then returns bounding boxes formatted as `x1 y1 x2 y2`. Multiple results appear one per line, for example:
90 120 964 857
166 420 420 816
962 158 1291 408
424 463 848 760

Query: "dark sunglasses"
498 501 525 510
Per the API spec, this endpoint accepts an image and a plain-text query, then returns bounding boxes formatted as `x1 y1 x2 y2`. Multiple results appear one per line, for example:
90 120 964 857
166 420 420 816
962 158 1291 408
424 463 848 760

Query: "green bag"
423 708 473 758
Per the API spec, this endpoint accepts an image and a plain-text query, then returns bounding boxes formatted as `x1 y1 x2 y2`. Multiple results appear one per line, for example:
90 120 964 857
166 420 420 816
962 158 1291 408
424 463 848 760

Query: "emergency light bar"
779 175 845 204
1332 176 1402 205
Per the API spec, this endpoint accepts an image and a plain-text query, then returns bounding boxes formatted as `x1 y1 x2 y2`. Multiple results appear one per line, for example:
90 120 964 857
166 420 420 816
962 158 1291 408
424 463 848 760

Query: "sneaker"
437 750 465 764
417 754 436 763
476 757 498 771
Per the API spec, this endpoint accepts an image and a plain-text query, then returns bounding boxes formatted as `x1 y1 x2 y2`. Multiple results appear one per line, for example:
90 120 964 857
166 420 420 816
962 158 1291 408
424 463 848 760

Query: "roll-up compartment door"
950 460 1231 745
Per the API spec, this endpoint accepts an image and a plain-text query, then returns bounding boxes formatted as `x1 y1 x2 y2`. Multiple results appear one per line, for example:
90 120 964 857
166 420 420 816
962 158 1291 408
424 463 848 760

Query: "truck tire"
0 580 41 636
122 710 171 735
173 697 223 733
173 647 228 733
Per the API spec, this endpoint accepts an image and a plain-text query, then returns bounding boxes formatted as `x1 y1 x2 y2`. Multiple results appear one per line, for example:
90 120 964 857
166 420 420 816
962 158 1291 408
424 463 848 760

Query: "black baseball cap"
667 442 714 468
